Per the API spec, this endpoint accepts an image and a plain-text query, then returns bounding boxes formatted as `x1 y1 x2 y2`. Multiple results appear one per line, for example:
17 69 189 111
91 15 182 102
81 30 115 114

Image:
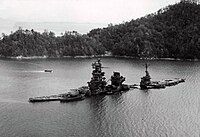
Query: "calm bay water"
0 57 199 137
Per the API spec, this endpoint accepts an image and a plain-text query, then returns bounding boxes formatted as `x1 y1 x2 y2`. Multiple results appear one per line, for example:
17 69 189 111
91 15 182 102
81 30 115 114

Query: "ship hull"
29 97 61 102
60 95 85 102
140 78 185 89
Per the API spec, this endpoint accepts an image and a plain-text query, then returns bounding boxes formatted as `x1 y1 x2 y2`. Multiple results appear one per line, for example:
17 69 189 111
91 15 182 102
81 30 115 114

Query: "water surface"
0 57 199 137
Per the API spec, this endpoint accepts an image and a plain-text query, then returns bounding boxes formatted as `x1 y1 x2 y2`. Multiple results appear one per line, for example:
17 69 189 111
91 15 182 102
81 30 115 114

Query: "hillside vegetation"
0 29 105 57
0 1 200 59
88 1 200 59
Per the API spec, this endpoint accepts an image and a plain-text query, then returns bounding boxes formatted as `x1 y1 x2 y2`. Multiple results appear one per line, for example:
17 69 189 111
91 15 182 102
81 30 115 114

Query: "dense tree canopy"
88 1 200 59
0 29 105 57
1 1 200 59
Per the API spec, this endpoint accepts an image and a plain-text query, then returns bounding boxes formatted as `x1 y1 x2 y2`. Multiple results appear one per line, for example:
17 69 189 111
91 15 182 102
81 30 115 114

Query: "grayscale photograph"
0 0 199 137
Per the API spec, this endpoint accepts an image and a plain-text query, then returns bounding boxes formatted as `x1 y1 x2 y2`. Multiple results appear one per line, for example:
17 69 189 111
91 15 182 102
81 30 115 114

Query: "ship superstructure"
87 59 107 95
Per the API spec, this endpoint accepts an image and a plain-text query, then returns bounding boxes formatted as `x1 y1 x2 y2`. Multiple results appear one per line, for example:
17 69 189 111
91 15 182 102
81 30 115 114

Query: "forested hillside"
88 1 200 59
0 29 105 57
1 1 200 59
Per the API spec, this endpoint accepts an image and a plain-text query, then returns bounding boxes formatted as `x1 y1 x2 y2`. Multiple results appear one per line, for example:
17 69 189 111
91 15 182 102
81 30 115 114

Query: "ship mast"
140 63 151 89
145 63 150 77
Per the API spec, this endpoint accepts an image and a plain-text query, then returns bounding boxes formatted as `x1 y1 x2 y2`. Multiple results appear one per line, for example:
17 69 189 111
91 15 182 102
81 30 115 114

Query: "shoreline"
0 55 199 62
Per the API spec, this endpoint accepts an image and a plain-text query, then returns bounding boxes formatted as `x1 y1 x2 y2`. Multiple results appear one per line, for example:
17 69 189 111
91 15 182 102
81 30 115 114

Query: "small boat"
60 94 85 102
44 69 53 73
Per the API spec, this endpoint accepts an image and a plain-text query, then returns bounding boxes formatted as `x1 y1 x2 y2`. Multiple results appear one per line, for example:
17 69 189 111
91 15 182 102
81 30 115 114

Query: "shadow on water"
87 95 107 121
80 94 126 137
107 93 125 109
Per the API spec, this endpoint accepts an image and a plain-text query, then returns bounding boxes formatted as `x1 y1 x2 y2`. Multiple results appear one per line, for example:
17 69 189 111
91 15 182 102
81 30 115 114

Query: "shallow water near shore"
0 57 199 137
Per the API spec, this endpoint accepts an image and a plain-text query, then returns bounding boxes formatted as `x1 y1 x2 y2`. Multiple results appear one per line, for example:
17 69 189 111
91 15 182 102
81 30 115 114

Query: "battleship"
29 59 129 102
29 59 185 103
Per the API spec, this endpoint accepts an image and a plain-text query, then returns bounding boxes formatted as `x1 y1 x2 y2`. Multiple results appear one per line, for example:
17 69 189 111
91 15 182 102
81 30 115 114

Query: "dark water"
0 57 199 137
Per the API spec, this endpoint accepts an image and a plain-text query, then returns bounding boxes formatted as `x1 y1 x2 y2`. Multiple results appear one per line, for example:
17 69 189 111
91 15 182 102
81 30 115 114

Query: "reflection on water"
0 57 199 137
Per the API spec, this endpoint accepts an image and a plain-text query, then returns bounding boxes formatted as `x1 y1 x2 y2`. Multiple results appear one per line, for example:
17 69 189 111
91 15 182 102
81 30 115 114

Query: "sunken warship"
29 59 130 102
29 59 185 103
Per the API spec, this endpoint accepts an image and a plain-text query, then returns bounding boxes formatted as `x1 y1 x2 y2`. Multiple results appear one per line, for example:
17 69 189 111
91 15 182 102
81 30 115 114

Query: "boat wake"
0 98 26 104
